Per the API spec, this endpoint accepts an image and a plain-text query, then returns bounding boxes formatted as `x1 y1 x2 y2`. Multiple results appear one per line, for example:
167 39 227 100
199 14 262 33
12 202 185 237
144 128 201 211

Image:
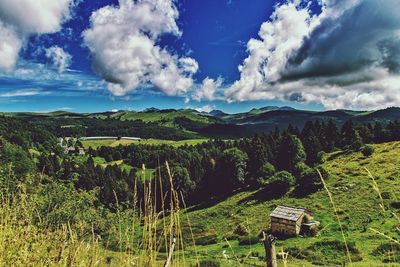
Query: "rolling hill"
181 141 400 266
2 106 400 139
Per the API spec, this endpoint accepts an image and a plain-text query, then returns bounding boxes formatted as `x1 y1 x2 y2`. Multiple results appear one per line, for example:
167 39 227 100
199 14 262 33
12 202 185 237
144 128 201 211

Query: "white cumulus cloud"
45 46 72 73
193 105 214 113
0 0 76 72
193 77 224 101
83 0 199 97
225 1 319 102
0 22 22 72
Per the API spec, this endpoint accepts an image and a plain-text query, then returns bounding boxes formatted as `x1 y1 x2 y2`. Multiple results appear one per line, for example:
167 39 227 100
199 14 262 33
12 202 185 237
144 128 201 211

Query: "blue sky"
0 0 398 112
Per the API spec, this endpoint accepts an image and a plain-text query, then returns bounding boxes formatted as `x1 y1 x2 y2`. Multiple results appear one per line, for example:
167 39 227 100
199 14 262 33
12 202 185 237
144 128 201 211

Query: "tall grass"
365 168 386 213
0 161 197 266
0 185 103 266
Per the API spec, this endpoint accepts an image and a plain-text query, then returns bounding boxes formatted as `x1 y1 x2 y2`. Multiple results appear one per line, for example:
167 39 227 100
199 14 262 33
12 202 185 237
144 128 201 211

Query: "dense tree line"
29 117 201 140
0 116 57 152
23 116 249 140
27 118 400 210
3 116 400 249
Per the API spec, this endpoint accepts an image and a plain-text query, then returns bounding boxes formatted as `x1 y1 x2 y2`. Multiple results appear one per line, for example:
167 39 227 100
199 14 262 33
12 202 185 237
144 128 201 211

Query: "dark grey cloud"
283 0 400 81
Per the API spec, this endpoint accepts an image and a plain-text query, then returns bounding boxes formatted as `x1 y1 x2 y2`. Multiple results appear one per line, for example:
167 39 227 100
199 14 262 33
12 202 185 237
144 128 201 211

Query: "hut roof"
270 206 306 221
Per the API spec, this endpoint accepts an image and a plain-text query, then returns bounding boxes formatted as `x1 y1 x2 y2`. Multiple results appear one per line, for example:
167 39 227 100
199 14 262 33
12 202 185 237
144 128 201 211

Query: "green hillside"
89 109 218 126
182 141 400 266
1 111 400 266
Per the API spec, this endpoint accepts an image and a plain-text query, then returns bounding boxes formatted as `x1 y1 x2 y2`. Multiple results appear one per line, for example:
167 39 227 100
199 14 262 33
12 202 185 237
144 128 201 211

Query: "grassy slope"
82 138 209 149
182 141 400 266
117 110 212 123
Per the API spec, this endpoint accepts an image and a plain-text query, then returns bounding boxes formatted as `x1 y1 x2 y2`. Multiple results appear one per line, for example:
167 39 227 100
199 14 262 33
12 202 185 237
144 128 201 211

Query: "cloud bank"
225 0 400 110
83 0 199 97
0 0 76 72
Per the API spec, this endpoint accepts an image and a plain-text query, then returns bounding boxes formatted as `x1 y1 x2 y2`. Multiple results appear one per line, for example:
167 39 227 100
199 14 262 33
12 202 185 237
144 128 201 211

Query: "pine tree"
277 134 306 173
301 124 323 166
373 122 387 143
341 120 355 148
219 148 248 191
246 135 270 182
325 120 339 151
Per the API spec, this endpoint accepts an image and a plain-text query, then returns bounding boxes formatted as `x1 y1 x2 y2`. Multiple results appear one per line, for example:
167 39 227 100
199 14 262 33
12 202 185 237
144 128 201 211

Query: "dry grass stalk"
280 247 289 267
369 228 400 245
318 169 353 266
180 191 200 266
365 168 386 212
224 237 242 266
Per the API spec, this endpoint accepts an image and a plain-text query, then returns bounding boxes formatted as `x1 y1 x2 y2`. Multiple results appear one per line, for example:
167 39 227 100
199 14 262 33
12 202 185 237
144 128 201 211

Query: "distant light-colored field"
82 138 209 149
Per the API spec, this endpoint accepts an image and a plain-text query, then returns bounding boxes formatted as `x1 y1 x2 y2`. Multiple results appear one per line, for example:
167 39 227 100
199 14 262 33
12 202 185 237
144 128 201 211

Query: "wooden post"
262 232 277 267
164 237 176 267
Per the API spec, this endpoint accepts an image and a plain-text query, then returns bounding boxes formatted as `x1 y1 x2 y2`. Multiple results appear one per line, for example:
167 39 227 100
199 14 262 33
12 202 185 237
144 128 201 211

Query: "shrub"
350 132 364 151
224 234 238 241
193 259 220 267
316 151 326 164
234 224 249 236
391 201 400 209
307 240 363 264
256 163 276 187
29 182 106 235
0 165 18 195
195 229 218 246
309 227 319 237
293 162 312 179
373 243 400 263
361 145 374 157
267 171 295 192
381 191 392 199
0 138 34 178
294 165 329 197
238 235 260 246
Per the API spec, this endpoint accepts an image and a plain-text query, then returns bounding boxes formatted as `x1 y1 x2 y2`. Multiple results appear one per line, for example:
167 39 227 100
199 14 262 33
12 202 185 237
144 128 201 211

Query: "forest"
2 114 400 265
36 118 400 209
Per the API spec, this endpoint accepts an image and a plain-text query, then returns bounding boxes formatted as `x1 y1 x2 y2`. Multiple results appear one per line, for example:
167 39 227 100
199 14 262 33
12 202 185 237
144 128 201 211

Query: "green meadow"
81 138 209 149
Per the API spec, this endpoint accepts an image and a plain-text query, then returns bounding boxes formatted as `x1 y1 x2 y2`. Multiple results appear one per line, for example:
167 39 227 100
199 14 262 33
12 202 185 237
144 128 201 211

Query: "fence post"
262 232 277 267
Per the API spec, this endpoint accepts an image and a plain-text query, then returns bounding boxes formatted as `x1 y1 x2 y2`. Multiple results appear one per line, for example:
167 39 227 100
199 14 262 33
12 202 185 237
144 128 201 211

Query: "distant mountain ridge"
2 106 400 137
204 106 400 132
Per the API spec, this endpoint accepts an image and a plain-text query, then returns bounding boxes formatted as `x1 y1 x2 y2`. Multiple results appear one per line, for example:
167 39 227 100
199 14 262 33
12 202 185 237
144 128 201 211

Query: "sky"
0 0 399 113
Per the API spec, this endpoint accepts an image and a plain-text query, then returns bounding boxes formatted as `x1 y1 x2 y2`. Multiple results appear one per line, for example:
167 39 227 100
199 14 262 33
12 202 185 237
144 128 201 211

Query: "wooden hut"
270 205 311 236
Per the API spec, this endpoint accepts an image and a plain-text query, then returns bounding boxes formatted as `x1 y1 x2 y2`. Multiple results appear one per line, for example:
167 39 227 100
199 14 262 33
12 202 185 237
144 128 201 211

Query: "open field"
81 138 209 149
